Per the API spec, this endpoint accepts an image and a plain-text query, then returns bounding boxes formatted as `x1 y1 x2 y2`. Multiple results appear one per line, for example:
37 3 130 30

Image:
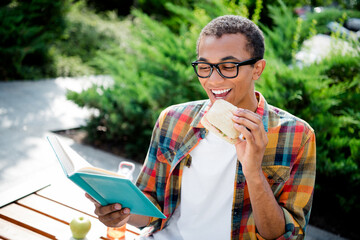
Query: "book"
47 135 166 219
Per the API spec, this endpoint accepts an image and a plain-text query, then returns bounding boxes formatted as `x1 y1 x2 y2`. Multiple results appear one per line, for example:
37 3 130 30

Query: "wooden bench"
0 180 141 239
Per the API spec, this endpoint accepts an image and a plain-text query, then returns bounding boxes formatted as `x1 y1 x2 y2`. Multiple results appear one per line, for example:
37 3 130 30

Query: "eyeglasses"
191 58 260 79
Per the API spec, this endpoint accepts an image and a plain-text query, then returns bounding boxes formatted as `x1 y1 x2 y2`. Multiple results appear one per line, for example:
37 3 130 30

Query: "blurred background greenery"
1 0 359 238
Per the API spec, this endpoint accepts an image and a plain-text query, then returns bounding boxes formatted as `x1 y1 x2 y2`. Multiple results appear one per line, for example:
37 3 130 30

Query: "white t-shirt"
143 131 238 240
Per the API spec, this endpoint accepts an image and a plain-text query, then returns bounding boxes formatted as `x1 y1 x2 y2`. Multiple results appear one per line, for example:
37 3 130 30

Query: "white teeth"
211 88 231 94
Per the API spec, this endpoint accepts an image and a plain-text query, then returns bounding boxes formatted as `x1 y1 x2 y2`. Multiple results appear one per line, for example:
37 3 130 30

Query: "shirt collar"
255 91 269 133
190 99 211 128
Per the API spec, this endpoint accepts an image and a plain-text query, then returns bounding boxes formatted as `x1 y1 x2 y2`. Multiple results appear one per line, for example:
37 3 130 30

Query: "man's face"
197 33 260 109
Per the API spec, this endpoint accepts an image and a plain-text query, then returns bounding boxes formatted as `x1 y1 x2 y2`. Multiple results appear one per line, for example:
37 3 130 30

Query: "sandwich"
201 99 245 144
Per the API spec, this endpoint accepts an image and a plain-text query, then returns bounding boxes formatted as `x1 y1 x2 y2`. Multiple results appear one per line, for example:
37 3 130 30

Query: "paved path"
0 76 142 208
0 76 348 239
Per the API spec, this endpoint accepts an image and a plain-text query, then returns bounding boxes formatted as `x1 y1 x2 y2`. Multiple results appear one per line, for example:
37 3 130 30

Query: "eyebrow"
197 55 241 62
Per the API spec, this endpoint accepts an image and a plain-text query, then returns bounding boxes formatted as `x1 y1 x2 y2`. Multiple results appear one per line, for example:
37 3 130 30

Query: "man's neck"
242 92 258 112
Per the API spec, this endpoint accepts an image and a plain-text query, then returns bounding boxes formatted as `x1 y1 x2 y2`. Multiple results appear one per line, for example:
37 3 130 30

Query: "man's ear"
252 59 266 80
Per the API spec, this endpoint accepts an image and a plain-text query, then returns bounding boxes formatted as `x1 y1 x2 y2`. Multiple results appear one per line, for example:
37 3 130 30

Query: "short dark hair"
197 15 265 59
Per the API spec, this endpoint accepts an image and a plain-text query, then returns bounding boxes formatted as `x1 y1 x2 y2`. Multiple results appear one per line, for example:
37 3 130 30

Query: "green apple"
70 216 91 239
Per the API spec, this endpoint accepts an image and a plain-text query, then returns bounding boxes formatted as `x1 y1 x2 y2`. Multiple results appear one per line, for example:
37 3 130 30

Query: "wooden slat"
125 230 141 240
37 183 141 236
126 224 142 235
0 218 51 240
18 194 91 224
36 181 96 217
0 203 71 239
17 194 108 239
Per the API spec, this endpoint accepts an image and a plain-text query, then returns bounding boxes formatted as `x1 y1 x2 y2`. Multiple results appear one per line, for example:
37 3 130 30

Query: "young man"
87 15 316 239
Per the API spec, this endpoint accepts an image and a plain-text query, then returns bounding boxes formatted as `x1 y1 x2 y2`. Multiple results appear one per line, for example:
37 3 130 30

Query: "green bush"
303 8 360 36
262 1 360 63
52 1 130 77
67 9 205 159
0 0 70 80
0 0 132 80
137 0 194 19
84 0 134 16
260 0 299 63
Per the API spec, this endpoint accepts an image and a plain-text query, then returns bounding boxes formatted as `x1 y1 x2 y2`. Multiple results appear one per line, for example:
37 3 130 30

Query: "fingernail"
115 204 121 210
123 208 130 214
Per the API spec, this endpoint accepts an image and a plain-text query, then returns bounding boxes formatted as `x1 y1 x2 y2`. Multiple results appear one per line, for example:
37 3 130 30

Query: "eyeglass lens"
195 63 238 78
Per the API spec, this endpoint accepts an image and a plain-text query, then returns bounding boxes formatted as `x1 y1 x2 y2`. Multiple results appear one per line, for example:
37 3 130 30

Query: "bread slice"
201 99 240 144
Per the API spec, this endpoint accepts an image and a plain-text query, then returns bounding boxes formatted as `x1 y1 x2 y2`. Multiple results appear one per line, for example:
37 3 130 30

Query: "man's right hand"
85 193 131 228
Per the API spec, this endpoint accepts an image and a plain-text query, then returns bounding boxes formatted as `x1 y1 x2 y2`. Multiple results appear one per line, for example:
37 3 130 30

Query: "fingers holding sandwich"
232 108 268 146
232 108 268 175
201 99 268 174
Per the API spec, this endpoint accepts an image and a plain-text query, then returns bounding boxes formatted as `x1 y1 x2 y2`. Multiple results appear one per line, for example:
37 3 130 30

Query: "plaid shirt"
136 92 316 239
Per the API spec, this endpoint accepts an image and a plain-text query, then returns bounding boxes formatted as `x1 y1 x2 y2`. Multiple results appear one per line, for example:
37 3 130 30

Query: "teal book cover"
47 135 166 219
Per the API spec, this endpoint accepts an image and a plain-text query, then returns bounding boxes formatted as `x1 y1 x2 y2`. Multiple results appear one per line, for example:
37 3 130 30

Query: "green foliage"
163 0 250 33
84 0 133 16
0 0 70 80
52 53 96 77
67 8 207 158
291 17 303 65
261 0 298 62
52 1 130 77
251 0 263 24
262 2 360 63
136 0 194 20
303 8 360 36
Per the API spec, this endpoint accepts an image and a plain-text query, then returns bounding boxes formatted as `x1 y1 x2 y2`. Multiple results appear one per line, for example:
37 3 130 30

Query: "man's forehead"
197 55 240 62
197 36 250 61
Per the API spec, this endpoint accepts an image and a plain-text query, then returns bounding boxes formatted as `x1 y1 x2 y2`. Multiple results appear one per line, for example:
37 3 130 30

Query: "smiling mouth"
211 88 232 98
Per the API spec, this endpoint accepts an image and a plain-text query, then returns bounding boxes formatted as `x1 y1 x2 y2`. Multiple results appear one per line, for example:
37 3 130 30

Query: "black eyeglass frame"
191 58 261 79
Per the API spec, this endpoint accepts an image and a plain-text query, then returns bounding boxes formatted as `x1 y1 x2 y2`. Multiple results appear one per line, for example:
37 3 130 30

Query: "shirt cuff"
255 207 305 240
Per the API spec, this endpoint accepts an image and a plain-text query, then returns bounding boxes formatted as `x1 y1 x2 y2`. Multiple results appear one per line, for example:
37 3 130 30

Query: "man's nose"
209 67 224 82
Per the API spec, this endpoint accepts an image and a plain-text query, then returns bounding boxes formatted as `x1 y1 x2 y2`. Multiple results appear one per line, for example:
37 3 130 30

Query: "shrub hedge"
67 8 204 158
0 0 70 80
51 1 131 77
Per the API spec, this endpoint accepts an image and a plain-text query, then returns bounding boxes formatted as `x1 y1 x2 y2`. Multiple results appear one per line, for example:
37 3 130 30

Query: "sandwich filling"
201 115 237 144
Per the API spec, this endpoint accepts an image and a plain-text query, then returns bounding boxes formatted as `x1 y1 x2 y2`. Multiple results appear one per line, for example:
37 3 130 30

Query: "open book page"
77 166 122 178
60 140 92 173
47 136 92 175
48 136 74 175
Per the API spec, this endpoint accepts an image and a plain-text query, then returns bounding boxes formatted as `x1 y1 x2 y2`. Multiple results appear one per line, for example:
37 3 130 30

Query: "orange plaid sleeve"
278 129 316 239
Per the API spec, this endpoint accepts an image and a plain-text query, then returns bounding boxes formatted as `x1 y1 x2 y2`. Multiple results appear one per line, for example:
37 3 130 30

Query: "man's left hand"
232 108 268 177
